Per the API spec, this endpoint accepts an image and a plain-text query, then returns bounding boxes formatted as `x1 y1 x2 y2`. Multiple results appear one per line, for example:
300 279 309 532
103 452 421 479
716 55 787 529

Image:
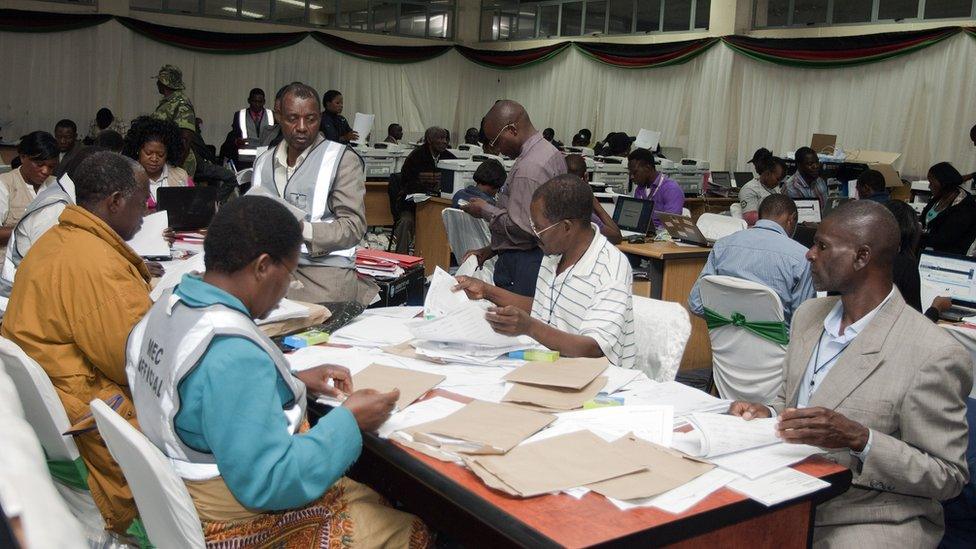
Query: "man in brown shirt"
462 100 567 296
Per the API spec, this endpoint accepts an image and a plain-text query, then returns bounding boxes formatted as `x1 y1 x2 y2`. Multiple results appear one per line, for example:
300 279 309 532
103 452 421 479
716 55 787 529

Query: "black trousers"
493 247 543 297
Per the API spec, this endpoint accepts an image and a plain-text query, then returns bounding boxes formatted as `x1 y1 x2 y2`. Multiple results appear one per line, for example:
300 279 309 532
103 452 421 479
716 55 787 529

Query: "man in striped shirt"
455 174 636 368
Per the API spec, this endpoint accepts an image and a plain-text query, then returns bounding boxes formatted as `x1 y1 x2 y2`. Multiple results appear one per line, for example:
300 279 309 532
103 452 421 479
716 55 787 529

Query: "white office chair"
729 203 743 219
0 336 130 548
442 207 496 280
90 399 206 549
699 275 787 403
696 213 747 242
631 296 691 382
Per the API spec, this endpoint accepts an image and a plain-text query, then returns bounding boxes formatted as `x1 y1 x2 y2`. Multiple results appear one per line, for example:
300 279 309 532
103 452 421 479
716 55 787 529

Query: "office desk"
684 198 737 221
413 197 453 276
617 241 712 371
349 389 851 548
365 181 394 227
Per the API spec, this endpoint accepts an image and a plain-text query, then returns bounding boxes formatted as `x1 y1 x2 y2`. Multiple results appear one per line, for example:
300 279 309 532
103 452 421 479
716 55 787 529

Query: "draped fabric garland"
0 8 970 70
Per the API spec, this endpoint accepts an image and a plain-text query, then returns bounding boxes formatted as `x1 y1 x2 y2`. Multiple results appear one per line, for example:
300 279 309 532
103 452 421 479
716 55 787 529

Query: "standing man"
384 123 403 144
394 126 455 254
248 82 375 305
783 146 829 208
152 64 197 178
461 100 567 297
229 88 275 169
627 148 684 229
729 201 971 546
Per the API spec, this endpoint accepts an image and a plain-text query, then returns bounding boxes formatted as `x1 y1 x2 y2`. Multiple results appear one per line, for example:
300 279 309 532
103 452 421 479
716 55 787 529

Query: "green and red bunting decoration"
455 42 571 69
0 9 109 32
574 38 718 68
311 32 450 63
117 17 306 54
722 26 960 68
964 27 976 40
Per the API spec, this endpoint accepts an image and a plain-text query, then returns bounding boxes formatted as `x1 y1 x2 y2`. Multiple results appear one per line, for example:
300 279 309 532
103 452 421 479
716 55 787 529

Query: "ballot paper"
377 396 466 439
601 366 644 395
503 376 607 411
352 113 374 143
285 344 378 374
424 267 470 319
446 383 510 403
330 316 414 347
634 129 662 151
408 302 531 348
586 435 713 501
637 468 741 514
255 298 309 326
710 442 823 480
150 253 206 301
413 340 526 366
675 414 779 458
245 184 307 222
127 211 170 258
352 364 445 411
362 306 424 319
728 467 830 507
617 380 731 416
406 400 554 454
465 430 648 498
454 255 481 278
524 405 674 447
503 357 609 390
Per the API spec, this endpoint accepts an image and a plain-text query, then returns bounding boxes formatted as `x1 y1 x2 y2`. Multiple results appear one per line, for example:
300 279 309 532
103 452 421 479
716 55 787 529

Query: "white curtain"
1 20 974 177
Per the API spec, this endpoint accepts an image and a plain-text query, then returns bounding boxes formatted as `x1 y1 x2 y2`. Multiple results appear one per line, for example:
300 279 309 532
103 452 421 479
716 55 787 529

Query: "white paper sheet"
601 366 644 395
616 380 731 416
408 303 531 348
424 267 470 319
377 396 466 439
680 414 779 458
127 211 170 257
454 255 480 278
710 442 823 480
255 298 309 325
634 129 662 151
329 316 414 347
352 113 374 143
285 345 378 374
362 306 424 319
523 405 675 447
150 253 206 301
727 467 829 507
608 469 740 513
445 383 510 403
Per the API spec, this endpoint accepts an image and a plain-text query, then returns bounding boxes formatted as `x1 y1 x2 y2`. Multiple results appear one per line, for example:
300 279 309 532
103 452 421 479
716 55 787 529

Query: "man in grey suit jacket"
731 200 972 547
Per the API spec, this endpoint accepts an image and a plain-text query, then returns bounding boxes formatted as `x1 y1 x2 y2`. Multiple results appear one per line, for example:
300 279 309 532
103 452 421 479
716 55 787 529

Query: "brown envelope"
466 430 647 497
502 376 607 411
381 342 447 364
503 356 609 390
352 364 445 410
406 400 555 454
585 435 715 501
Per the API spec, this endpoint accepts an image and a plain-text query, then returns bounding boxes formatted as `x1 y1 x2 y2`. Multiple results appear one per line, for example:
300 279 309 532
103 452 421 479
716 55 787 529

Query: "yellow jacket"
2 205 151 534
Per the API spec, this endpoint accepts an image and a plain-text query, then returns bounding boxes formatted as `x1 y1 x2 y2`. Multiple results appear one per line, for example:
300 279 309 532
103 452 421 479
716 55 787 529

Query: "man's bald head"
565 154 587 180
485 100 530 128
824 200 900 267
483 100 536 157
807 200 900 293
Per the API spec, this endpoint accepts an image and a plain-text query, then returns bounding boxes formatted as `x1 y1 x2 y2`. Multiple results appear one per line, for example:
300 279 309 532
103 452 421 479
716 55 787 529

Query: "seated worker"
0 131 59 260
125 196 430 546
571 133 587 147
739 155 785 226
123 115 192 209
689 194 814 326
565 153 622 244
882 199 952 321
54 119 81 169
320 90 357 144
783 146 828 208
730 200 971 547
454 174 636 368
627 147 683 229
1 151 152 535
394 126 456 253
85 107 126 145
855 169 889 203
384 123 403 144
920 161 976 255
463 127 480 146
452 158 505 208
542 127 563 148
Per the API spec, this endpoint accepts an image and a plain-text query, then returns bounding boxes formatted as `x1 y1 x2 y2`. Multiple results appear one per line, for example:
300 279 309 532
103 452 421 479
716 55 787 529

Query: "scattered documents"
406 400 554 454
523 405 674 447
424 267 470 319
503 357 609 390
641 468 740 514
634 128 662 151
255 298 309 326
601 366 644 395
127 210 170 258
675 414 779 458
710 442 823 480
352 112 374 143
586 435 713 501
352 364 445 410
362 306 424 319
616 380 731 416
284 344 378 374
465 430 648 498
330 316 414 347
377 396 465 439
728 467 829 507
503 376 607 411
150 253 205 301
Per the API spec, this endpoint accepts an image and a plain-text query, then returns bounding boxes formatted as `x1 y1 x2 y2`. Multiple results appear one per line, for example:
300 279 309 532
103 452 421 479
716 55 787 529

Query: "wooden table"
347 389 852 548
365 181 394 227
413 196 453 276
684 198 737 222
617 241 712 371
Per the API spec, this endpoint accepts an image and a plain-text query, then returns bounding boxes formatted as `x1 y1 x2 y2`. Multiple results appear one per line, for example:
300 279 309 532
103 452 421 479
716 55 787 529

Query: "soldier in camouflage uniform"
152 64 197 177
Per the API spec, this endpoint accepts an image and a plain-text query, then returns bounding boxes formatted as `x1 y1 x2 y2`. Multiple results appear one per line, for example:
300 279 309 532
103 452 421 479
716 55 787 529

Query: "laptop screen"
612 196 654 234
733 172 754 187
919 251 976 308
156 187 219 231
710 172 732 188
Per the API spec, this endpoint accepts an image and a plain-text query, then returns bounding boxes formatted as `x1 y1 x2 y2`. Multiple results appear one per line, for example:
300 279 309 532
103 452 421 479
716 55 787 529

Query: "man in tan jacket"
730 200 972 547
2 151 152 535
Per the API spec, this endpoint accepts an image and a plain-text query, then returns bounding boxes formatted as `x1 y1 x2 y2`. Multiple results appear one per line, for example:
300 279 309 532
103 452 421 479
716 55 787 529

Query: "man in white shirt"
729 200 971 546
454 174 636 368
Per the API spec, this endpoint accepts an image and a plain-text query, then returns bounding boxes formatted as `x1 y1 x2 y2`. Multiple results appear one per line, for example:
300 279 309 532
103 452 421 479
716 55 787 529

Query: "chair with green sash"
699 275 789 403
0 336 131 548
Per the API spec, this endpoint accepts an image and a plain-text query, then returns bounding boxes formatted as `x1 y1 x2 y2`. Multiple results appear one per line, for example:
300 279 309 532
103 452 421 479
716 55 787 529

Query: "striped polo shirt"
531 229 636 369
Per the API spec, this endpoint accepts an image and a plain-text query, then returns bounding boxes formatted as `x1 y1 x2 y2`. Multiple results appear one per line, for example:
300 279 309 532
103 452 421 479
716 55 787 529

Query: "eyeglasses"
530 218 562 239
489 123 516 149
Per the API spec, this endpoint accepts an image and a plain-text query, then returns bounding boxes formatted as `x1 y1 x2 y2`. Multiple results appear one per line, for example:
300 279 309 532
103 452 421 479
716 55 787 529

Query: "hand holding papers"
127 211 170 258
352 113 374 144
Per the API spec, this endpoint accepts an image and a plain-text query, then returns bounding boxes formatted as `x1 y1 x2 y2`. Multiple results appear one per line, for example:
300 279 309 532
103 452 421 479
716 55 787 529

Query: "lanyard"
809 329 852 391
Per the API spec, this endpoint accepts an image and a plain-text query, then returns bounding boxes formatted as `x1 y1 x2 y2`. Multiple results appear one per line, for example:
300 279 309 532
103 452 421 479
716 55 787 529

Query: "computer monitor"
919 251 976 308
156 187 219 230
612 196 654 235
733 172 754 187
710 172 732 189
795 199 822 223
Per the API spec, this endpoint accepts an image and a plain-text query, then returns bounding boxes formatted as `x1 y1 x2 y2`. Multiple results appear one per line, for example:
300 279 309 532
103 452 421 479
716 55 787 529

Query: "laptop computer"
919 251 976 322
733 172 754 187
657 212 713 247
795 199 822 224
156 187 219 231
612 196 654 238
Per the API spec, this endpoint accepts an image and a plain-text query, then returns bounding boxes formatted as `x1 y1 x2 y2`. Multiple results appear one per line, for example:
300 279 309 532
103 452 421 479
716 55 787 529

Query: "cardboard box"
845 150 903 188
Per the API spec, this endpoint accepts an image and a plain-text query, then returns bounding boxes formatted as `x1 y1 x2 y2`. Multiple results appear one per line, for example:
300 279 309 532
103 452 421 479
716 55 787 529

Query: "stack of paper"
501 357 609 411
329 316 415 347
522 405 675 447
405 400 554 455
615 379 731 416
255 298 309 325
352 364 445 411
586 435 713 501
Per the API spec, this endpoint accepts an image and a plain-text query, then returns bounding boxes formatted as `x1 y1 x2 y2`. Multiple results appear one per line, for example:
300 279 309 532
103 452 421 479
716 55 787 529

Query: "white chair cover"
0 337 131 548
699 275 787 403
696 212 747 242
632 296 690 382
442 207 496 280
90 400 206 549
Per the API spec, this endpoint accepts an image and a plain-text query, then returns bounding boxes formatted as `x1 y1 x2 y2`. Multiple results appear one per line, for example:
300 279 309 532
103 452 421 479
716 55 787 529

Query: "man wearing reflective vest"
229 88 275 170
247 82 377 305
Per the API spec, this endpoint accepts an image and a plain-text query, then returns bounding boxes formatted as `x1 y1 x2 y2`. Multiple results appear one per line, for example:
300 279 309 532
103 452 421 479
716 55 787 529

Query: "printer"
659 158 709 196
592 156 629 194
357 143 410 179
436 153 509 197
561 145 595 157
447 144 484 160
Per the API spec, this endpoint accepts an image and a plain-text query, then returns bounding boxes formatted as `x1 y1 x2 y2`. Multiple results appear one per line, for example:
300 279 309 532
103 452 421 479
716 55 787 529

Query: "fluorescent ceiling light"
222 6 266 17
278 0 324 10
